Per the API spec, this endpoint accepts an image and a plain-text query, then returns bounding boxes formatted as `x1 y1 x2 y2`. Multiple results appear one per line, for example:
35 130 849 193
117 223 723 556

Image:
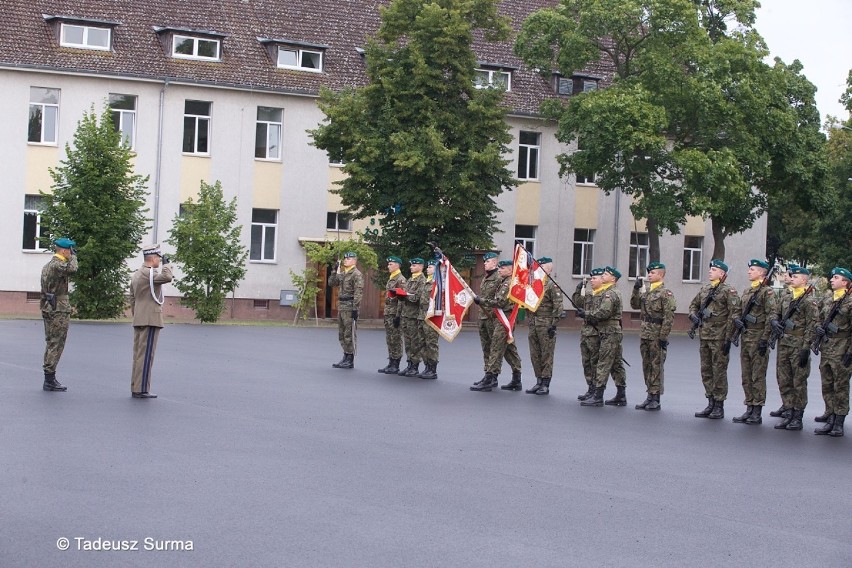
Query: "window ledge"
27 142 59 147
22 249 50 254
249 260 277 264
254 157 282 163
181 153 211 158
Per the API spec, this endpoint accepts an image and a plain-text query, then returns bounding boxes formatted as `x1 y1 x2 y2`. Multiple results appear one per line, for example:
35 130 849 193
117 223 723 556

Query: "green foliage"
302 240 378 271
810 119 852 271
40 105 149 319
310 0 517 263
288 267 320 322
166 180 248 323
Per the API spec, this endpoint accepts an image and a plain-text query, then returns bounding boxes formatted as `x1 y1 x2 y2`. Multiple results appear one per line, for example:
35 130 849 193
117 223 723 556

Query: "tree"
166 180 248 323
310 0 517 263
811 116 852 270
40 105 149 319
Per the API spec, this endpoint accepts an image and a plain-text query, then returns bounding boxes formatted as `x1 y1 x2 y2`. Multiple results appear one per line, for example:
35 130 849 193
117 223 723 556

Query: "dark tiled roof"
4 0 613 114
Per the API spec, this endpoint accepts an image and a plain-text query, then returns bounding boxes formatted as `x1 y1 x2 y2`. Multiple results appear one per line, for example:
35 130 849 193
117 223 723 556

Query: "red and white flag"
494 303 520 344
508 243 546 312
426 256 475 342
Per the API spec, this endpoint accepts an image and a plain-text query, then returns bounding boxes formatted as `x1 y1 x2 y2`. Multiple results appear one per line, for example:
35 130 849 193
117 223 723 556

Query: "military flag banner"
426 256 474 342
495 303 520 344
508 243 545 312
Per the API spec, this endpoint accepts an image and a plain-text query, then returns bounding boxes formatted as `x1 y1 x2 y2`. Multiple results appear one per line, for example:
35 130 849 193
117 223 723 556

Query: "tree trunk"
647 215 661 262
711 217 726 261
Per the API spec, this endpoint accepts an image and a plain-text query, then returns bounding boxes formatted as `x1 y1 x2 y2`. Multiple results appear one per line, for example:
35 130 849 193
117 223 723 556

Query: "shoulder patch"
766 289 773 295
666 290 673 296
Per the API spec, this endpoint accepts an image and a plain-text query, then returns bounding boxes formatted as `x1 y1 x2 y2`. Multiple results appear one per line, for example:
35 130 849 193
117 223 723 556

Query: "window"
173 35 220 61
326 212 352 232
183 100 211 155
556 75 600 96
683 236 703 281
277 47 323 71
60 23 110 50
573 229 595 276
23 195 49 250
629 232 649 279
474 69 511 91
28 87 60 144
517 131 540 180
515 225 536 257
255 107 282 160
109 94 136 149
250 209 277 262
576 172 597 185
328 149 345 166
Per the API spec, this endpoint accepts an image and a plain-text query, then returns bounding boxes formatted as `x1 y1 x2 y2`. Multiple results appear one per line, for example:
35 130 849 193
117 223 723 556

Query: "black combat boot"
745 405 762 425
733 406 754 423
470 373 497 391
814 414 835 435
695 398 714 418
500 370 522 391
385 358 401 374
419 363 437 380
708 399 724 419
814 410 832 423
404 361 420 377
605 386 627 406
337 353 354 369
645 393 661 411
378 358 397 373
42 372 67 392
635 393 652 410
535 378 551 395
332 354 348 368
577 384 595 401
526 378 542 394
580 386 604 407
769 405 788 418
774 408 793 429
785 408 804 430
828 414 845 437
397 360 413 376
472 372 489 387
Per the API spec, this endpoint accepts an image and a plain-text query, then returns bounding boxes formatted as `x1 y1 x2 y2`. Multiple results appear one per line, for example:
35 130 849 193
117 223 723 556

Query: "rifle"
731 261 777 347
688 272 727 339
769 284 814 350
811 284 851 355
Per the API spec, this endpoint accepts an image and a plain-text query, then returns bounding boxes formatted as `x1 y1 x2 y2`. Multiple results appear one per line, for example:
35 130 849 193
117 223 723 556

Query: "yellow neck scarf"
790 286 805 300
389 269 401 278
593 282 614 295
344 265 354 273
710 279 720 287
650 281 663 291
53 253 68 262
411 272 423 279
751 280 762 289
834 289 848 301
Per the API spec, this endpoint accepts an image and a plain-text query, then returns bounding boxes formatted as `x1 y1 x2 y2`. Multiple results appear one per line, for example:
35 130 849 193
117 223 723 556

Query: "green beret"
343 251 358 258
537 256 553 265
830 267 852 281
498 260 513 267
789 265 810 276
786 263 799 271
54 237 76 249
709 259 728 272
483 252 498 261
646 261 665 271
590 267 605 276
426 259 439 267
409 257 424 265
748 259 769 270
386 256 402 264
604 265 622 279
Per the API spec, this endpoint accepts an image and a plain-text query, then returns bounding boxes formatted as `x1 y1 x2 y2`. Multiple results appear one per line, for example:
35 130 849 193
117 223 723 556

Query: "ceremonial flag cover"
425 256 475 342
508 244 545 312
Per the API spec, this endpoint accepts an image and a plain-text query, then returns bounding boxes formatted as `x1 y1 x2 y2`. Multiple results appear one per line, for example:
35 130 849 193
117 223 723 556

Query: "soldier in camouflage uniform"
731 259 778 425
630 261 676 411
40 237 78 391
329 251 363 369
471 259 523 391
770 265 817 430
578 266 627 407
572 268 603 401
471 252 500 389
525 257 563 395
813 267 852 437
418 260 440 380
378 256 406 374
396 258 428 377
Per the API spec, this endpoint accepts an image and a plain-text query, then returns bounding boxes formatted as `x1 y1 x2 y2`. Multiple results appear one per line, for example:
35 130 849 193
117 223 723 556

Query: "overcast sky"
755 0 851 122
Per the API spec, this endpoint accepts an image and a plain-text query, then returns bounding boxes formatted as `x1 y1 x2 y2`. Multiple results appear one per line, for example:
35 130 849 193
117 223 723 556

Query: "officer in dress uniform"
378 256 406 374
329 251 364 369
396 258 428 377
40 237 78 392
129 244 173 398
419 259 440 380
630 261 676 411
813 267 852 437
525 257 563 395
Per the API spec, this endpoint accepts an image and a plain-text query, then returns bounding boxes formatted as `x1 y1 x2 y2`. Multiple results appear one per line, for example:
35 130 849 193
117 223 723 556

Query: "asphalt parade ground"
1 319 850 568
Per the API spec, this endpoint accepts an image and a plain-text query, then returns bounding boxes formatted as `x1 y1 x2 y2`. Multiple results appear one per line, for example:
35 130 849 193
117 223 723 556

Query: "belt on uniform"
642 315 664 324
829 330 851 339
339 295 354 301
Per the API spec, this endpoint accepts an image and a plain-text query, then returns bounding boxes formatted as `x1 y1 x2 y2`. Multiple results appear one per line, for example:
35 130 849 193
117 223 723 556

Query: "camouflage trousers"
485 322 521 376
579 334 599 387
739 340 769 406
594 330 625 389
421 321 439 366
528 323 556 379
402 317 424 364
479 319 495 369
42 311 70 374
818 347 851 416
699 339 730 401
337 309 357 354
383 312 403 359
775 343 810 410
639 337 666 395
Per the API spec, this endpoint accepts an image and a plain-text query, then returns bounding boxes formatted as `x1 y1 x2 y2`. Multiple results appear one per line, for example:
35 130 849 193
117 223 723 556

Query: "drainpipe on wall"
611 188 621 267
152 78 170 242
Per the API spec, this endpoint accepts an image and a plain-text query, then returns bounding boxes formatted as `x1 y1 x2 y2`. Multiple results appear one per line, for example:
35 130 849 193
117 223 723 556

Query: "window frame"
23 195 49 251
572 228 595 277
517 131 541 181
514 225 537 257
182 100 211 155
172 34 221 61
28 87 60 145
109 93 137 150
326 212 352 232
59 23 111 50
250 209 278 263
474 68 511 91
255 106 283 161
276 46 323 72
628 232 649 279
682 236 703 282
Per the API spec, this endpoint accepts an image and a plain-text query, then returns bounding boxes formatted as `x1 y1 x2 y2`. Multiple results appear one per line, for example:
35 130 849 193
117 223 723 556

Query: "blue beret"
498 260 513 267
343 251 358 258
483 252 498 261
409 258 424 265
537 256 553 264
830 267 851 281
386 256 402 264
789 265 810 276
54 237 76 249
748 259 769 270
647 261 665 271
604 266 622 279
590 267 605 276
709 259 728 272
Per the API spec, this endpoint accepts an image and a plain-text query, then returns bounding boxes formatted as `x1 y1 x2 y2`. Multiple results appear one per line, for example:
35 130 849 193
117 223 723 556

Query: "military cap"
426 259 439 267
483 252 498 261
647 261 665 271
748 259 770 270
54 237 76 249
786 263 800 271
709 259 728 272
830 267 852 281
537 256 553 265
498 260 513 267
142 243 162 256
386 256 402 264
789 265 810 276
409 257 424 265
590 267 605 276
343 251 358 258
604 266 622 279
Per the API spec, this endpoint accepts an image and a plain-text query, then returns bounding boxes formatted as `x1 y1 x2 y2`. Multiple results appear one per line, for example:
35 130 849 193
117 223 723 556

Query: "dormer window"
474 68 511 91
60 23 111 50
555 74 600 96
277 47 322 71
173 35 220 61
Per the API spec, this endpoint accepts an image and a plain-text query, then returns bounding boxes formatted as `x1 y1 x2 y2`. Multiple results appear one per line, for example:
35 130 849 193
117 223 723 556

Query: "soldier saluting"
40 237 78 392
330 251 363 369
